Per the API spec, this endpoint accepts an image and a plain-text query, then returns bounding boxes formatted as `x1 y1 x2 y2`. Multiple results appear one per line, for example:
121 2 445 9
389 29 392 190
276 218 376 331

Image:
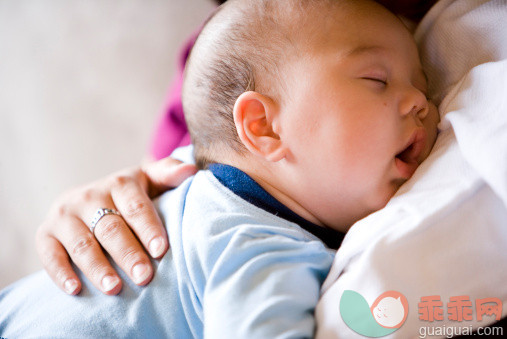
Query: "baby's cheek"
422 104 440 159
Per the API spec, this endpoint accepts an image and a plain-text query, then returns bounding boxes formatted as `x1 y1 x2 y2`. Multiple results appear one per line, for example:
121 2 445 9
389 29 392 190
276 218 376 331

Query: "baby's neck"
223 156 328 228
248 170 326 227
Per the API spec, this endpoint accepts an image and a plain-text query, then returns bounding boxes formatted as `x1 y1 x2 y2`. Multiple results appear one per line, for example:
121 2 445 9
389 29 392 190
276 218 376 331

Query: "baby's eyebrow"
345 45 387 58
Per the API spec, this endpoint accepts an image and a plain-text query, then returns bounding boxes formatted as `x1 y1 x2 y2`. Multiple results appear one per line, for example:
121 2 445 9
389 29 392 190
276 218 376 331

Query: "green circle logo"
339 290 408 337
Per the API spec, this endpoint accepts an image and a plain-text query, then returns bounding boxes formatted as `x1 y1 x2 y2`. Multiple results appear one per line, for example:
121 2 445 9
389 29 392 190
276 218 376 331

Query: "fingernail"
64 279 79 295
101 275 120 292
132 263 151 285
149 237 165 258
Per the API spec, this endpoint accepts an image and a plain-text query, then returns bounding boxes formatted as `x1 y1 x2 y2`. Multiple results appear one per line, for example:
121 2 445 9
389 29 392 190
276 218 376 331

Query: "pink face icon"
370 291 409 328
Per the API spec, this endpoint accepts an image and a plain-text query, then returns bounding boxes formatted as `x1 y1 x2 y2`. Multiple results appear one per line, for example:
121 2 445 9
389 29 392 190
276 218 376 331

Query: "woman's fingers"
90 208 154 286
37 216 122 295
36 226 82 295
109 173 169 259
35 157 197 295
57 215 124 295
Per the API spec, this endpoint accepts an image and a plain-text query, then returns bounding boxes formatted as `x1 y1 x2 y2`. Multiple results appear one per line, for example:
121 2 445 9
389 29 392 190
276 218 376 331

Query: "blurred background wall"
0 0 216 289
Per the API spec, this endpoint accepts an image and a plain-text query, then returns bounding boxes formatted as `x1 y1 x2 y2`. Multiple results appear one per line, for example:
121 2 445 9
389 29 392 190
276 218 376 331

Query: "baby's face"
278 1 439 231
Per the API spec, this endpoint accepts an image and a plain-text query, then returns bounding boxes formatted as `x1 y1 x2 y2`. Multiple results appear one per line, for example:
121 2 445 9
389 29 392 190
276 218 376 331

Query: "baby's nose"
400 87 428 120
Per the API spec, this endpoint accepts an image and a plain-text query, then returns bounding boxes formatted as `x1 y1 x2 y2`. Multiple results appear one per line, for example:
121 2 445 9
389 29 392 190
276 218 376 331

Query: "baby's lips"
395 157 419 179
412 128 428 163
395 128 428 179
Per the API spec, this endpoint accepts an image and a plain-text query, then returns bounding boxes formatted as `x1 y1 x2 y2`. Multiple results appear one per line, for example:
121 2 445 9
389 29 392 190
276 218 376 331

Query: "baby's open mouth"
395 128 427 179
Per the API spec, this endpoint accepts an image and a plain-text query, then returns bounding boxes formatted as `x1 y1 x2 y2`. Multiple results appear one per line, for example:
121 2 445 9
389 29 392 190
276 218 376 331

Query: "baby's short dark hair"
182 0 342 169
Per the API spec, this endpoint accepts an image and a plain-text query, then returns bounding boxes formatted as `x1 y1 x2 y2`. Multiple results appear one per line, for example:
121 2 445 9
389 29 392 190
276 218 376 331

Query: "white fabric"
315 0 507 337
170 144 195 165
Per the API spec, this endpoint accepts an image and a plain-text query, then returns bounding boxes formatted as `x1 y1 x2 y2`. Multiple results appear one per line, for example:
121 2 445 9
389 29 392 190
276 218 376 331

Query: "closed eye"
362 77 387 85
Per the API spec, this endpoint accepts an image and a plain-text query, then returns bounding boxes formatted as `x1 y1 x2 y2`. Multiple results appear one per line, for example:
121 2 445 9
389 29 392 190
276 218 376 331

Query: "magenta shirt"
149 33 198 160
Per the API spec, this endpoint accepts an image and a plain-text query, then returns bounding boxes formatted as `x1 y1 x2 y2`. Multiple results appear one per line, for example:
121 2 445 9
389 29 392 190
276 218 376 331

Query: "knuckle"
70 236 96 256
124 200 148 219
86 260 107 282
121 247 144 266
53 266 71 283
95 219 123 240
111 174 132 188
39 249 59 269
51 185 104 216
128 168 143 180
81 187 98 203
55 205 69 218
51 204 69 219
140 226 160 244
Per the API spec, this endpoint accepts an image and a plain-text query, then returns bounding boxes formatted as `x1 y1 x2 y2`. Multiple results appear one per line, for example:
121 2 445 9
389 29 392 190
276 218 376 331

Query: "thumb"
142 157 198 198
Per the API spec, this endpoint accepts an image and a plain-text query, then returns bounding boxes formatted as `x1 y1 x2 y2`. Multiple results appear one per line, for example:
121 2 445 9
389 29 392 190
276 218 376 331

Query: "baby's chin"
324 176 416 231
369 178 407 209
346 137 438 229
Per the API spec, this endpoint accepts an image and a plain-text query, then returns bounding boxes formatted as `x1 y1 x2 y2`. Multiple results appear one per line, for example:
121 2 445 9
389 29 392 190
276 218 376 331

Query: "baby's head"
182 0 439 231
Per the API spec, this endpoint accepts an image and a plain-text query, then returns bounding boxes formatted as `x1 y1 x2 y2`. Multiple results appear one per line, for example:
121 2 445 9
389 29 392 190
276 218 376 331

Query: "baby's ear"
233 91 286 162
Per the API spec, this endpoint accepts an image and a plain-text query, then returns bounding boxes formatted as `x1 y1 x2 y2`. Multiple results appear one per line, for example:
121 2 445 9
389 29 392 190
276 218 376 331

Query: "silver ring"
89 208 121 234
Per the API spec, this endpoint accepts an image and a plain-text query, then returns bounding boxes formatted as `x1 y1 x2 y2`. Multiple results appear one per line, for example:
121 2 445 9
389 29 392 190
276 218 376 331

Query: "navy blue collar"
209 164 344 249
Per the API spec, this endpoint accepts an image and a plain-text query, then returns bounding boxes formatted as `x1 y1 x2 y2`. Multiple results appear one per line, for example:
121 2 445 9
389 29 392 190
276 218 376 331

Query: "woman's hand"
36 157 197 295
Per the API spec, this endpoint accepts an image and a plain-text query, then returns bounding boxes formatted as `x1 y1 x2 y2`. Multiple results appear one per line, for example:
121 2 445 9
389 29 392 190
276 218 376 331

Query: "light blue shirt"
0 165 339 338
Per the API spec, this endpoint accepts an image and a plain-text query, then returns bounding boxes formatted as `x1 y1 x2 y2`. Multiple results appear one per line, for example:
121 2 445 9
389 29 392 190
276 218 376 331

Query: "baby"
184 0 438 234
0 0 439 337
